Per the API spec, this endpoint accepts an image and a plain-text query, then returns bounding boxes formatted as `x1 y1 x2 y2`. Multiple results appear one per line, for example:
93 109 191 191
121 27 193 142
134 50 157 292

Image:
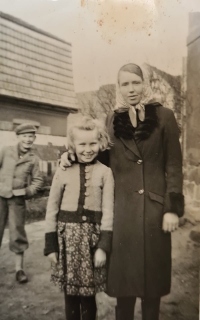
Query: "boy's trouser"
0 196 28 253
116 296 160 320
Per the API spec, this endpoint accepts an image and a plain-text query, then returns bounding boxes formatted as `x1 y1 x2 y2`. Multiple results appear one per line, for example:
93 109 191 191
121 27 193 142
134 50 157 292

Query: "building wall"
186 35 200 163
0 131 67 148
0 99 68 136
184 12 200 215
0 12 77 111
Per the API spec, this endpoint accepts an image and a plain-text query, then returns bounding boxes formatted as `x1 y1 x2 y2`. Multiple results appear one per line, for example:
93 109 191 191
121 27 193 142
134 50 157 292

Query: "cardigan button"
137 159 143 165
138 189 144 194
82 216 87 221
85 174 90 180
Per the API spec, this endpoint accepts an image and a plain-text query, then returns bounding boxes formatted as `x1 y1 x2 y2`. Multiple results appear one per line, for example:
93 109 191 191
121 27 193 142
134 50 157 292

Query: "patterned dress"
46 162 114 296
51 221 107 295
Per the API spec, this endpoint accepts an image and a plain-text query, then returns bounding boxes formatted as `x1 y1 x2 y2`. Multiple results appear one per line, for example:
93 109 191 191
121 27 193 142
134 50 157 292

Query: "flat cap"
15 123 37 135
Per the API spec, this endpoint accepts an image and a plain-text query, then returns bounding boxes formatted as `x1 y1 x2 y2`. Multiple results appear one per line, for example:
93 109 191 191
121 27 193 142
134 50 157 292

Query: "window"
37 126 51 135
0 121 13 131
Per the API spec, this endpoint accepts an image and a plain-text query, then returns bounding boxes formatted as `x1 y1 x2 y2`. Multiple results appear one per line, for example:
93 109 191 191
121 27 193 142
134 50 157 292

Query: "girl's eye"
79 143 85 146
91 142 97 145
121 82 128 86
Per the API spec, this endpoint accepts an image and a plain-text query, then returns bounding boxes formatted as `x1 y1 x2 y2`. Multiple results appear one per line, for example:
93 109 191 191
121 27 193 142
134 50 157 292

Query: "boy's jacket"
0 145 43 199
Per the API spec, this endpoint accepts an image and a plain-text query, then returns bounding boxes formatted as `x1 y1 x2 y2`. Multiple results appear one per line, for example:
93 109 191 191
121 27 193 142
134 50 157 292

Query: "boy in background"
0 123 43 283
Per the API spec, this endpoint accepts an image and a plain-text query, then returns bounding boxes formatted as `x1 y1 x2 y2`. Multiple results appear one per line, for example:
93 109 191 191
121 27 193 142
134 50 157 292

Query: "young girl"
44 114 114 320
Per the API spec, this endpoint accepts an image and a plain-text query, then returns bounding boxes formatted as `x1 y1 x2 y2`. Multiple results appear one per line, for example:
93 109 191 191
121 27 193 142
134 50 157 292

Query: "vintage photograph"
0 0 199 319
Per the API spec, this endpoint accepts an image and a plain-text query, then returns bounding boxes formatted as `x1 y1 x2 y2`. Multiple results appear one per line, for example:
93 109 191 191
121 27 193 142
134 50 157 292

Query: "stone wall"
144 64 183 129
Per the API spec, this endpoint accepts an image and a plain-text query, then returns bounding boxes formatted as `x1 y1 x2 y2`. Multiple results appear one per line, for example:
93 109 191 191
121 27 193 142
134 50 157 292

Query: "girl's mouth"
84 154 93 158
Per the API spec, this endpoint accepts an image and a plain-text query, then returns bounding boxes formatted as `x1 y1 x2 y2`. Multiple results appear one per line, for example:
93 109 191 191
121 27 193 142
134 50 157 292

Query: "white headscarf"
114 64 154 128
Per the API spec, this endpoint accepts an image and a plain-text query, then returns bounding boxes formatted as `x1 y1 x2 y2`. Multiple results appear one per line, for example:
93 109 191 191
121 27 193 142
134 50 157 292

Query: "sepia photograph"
0 0 199 319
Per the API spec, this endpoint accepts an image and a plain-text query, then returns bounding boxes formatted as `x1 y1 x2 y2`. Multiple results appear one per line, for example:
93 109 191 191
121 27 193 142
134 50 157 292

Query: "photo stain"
97 19 104 27
81 0 85 7
80 0 157 43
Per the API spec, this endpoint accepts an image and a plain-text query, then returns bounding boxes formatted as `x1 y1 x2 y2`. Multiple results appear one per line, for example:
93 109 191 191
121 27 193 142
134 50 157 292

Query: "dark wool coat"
99 103 184 299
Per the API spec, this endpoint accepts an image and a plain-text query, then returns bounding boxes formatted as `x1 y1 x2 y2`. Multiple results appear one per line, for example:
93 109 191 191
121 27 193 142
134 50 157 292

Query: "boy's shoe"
16 270 28 283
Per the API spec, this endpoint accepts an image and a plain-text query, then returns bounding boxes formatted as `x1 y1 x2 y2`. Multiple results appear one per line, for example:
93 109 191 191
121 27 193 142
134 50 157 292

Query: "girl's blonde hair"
67 113 113 152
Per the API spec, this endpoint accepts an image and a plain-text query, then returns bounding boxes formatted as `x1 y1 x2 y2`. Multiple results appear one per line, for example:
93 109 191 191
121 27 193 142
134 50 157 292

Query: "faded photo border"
0 1 199 320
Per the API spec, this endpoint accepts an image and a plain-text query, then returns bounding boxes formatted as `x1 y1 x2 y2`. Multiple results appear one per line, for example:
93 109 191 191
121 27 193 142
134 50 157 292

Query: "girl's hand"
47 252 58 264
94 248 106 268
162 212 179 233
60 151 75 170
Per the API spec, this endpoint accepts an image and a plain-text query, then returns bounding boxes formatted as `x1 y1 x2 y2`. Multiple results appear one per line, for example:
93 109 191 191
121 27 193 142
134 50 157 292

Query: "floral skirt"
51 221 107 296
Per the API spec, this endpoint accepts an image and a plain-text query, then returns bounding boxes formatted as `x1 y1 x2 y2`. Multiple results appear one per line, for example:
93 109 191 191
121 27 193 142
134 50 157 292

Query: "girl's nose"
85 145 91 152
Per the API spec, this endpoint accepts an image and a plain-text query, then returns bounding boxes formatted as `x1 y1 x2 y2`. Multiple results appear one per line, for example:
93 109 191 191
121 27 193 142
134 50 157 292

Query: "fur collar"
113 102 161 141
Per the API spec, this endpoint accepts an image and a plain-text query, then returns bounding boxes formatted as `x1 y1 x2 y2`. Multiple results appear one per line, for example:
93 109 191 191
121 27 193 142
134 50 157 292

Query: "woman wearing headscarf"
61 63 184 320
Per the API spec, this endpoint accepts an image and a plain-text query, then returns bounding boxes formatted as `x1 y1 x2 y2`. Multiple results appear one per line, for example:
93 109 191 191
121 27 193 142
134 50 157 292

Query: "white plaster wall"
0 131 67 148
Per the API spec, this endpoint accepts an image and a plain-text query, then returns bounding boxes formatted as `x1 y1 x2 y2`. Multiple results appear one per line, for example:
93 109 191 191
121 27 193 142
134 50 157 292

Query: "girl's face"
119 71 144 106
73 128 100 163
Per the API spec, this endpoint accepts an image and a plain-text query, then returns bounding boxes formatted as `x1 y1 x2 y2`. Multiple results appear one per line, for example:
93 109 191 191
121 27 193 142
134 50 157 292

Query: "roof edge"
0 94 79 113
0 11 71 46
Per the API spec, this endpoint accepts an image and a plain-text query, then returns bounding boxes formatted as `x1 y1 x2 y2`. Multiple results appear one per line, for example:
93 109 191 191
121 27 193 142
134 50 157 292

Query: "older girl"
44 114 114 320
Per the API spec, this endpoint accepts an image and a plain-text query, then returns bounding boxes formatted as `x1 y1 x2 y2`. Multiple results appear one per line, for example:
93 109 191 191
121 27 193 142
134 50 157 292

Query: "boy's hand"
162 212 179 233
60 152 75 170
47 252 58 264
94 248 106 268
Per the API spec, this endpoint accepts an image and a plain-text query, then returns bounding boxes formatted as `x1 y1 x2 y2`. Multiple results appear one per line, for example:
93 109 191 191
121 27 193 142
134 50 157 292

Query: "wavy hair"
67 113 113 153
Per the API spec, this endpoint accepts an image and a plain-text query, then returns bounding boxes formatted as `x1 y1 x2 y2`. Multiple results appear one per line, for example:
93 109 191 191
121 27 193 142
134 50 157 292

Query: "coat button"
82 216 87 221
137 159 143 165
138 189 144 194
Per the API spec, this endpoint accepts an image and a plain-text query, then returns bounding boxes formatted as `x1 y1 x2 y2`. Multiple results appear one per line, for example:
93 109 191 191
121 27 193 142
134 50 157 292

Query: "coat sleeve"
97 167 114 253
44 168 65 256
97 150 110 167
25 156 43 198
97 113 112 167
163 110 184 217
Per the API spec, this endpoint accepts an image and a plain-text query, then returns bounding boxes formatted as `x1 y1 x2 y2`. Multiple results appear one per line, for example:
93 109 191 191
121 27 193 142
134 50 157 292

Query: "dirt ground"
0 221 199 320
